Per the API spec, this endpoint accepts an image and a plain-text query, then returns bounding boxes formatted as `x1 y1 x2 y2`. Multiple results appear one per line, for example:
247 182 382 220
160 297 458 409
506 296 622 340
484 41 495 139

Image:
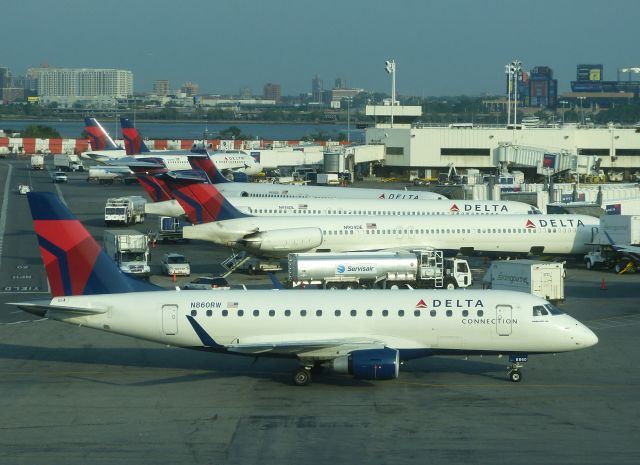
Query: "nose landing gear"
507 354 527 383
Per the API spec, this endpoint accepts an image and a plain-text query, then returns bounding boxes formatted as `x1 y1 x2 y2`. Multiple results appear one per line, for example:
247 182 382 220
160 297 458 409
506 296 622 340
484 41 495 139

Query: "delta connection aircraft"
132 165 541 218
12 192 598 385
161 172 600 259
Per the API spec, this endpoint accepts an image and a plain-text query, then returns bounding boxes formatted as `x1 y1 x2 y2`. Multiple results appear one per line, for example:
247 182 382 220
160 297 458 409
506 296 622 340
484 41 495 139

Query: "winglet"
120 117 151 155
27 192 162 296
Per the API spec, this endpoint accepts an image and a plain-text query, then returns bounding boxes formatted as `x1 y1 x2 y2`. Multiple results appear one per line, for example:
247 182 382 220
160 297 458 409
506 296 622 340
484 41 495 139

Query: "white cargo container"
316 173 339 185
483 259 564 302
104 196 146 226
103 230 150 278
598 215 640 246
30 154 44 170
54 154 83 172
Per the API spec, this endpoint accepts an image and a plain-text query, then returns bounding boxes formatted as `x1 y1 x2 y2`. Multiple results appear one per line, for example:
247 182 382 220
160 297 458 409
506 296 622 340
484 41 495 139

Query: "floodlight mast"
385 59 396 127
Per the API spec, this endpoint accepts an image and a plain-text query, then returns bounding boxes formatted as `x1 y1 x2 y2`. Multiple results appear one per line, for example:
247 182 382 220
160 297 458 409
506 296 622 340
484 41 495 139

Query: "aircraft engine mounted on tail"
241 228 323 253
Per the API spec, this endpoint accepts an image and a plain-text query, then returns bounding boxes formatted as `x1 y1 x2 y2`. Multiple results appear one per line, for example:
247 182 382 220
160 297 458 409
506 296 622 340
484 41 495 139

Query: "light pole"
385 59 396 127
559 100 568 125
578 96 586 125
505 64 512 126
346 97 351 143
511 60 522 126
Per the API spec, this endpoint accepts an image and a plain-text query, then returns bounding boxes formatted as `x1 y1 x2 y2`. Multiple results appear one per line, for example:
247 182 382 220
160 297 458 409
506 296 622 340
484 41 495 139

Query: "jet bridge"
496 143 599 177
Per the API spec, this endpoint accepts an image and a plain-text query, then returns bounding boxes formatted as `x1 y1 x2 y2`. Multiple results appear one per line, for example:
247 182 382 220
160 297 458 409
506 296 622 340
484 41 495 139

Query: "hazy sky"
4 0 639 97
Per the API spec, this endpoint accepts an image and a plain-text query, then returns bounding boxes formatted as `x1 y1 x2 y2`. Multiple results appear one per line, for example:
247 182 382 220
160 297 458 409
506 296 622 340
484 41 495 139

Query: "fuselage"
183 213 599 257
41 289 597 360
145 197 540 218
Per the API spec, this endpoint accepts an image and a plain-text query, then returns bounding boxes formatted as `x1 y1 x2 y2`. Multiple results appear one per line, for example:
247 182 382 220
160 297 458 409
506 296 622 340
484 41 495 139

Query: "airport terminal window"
477 310 484 317
366 309 373 317
238 310 244 317
284 309 291 317
446 310 453 317
191 310 197 316
269 309 275 317
335 310 341 317
206 310 213 317
398 309 405 317
222 310 228 317
300 309 307 317
382 309 389 317
430 310 436 317
350 309 357 317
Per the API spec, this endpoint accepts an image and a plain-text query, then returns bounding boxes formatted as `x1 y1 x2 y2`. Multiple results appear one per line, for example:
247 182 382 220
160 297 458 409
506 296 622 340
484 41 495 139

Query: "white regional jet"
162 174 600 258
13 192 598 385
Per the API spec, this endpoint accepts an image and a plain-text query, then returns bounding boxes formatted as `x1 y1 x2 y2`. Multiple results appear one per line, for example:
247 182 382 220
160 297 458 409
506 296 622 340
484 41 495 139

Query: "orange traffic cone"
600 277 606 290
172 271 177 283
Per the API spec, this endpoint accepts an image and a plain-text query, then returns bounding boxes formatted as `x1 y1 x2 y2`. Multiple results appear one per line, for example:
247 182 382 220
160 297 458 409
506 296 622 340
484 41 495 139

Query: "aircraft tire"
509 370 522 383
293 369 311 386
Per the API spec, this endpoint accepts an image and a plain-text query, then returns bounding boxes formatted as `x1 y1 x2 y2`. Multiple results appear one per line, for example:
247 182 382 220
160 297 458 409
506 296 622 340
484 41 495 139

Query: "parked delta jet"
132 166 541 218
120 117 262 176
80 117 126 162
12 192 598 385
160 173 600 258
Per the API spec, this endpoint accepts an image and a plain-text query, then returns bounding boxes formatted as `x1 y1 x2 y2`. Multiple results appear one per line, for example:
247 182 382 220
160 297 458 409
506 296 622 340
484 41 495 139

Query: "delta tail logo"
415 299 428 308
449 204 460 213
525 219 536 229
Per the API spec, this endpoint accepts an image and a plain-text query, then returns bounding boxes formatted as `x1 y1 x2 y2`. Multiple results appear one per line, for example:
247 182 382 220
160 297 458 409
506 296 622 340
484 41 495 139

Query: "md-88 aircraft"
156 171 599 258
12 192 597 385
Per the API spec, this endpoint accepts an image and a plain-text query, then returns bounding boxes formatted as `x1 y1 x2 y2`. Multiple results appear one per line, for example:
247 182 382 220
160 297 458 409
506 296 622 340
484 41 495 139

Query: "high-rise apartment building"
263 83 281 102
180 81 199 96
153 80 170 96
29 67 133 106
312 74 323 103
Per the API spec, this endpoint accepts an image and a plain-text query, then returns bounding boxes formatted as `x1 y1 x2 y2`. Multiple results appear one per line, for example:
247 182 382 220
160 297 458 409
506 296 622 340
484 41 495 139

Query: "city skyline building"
312 74 323 103
153 79 169 96
263 82 281 102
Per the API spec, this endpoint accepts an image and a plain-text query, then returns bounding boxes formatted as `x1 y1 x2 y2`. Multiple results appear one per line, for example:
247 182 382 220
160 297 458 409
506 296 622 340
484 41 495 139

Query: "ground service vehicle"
53 171 68 183
160 252 191 276
288 249 472 290
158 216 188 242
103 229 151 278
584 215 640 272
104 196 146 226
30 154 44 170
53 154 84 172
483 259 565 303
181 276 230 290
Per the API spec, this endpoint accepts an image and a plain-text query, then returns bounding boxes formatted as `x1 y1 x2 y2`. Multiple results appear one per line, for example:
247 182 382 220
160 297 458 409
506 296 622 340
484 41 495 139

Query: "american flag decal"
227 302 238 308
366 223 377 229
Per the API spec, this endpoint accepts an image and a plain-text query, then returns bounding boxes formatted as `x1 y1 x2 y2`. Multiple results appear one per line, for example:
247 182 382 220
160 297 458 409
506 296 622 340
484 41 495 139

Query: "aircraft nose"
577 325 599 348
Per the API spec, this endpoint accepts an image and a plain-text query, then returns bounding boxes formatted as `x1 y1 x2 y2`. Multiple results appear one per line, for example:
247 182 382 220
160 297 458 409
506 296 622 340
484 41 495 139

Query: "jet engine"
241 227 323 253
332 348 400 380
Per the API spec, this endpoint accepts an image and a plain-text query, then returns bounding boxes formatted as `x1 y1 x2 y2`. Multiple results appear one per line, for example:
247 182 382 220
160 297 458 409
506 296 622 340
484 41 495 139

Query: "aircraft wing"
226 337 386 358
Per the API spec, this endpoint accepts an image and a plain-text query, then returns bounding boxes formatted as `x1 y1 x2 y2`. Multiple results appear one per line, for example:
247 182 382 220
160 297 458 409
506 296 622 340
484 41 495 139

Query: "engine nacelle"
242 228 323 253
332 348 400 380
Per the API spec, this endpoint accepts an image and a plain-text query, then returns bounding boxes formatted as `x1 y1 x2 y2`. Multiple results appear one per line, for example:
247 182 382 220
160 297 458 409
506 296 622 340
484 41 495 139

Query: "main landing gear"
507 354 527 383
292 362 324 386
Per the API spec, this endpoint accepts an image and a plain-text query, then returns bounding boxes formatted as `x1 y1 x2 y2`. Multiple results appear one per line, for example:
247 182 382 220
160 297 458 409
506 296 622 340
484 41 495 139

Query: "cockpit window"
529 207 542 214
544 303 564 315
532 305 549 316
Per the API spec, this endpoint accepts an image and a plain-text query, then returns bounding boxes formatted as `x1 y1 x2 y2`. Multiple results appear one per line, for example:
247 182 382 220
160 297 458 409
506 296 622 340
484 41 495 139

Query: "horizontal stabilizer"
8 300 109 317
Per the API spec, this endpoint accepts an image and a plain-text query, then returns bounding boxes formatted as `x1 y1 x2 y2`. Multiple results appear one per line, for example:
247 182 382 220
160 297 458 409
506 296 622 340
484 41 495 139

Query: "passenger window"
414 310 420 317
191 310 197 316
284 309 291 317
206 310 212 317
477 310 484 317
222 310 228 317
269 309 275 317
462 310 468 317
382 309 388 317
335 309 341 317
237 310 244 317
366 309 373 317
300 309 307 317
446 310 452 317
316 310 323 317
253 309 259 317
430 309 436 317
350 309 357 317
398 309 405 317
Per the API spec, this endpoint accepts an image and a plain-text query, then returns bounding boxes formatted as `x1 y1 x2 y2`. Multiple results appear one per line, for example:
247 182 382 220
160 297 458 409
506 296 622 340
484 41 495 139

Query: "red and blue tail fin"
120 117 151 155
163 171 248 224
126 158 174 202
84 117 120 151
27 192 162 296
189 156 230 184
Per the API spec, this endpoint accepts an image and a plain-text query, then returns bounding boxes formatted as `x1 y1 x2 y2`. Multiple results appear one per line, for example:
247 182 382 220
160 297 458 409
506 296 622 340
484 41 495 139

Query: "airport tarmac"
0 157 639 465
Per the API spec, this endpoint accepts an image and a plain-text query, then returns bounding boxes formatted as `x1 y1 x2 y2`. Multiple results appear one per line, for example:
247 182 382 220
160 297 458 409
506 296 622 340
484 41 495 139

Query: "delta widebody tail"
10 192 597 385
